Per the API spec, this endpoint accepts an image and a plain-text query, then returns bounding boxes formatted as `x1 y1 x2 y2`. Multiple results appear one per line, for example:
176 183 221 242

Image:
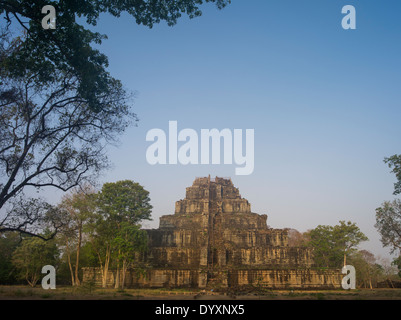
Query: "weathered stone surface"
82 268 342 289
83 176 342 289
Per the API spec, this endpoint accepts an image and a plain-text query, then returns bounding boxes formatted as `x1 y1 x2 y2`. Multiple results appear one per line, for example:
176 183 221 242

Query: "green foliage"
384 155 401 195
83 180 152 288
332 221 368 259
11 236 59 287
0 232 20 284
379 155 401 278
0 30 136 240
86 180 152 255
393 256 401 278
307 225 341 267
95 180 152 263
55 187 98 285
1 0 230 240
1 0 230 111
348 250 382 288
112 223 148 264
97 180 152 224
307 221 368 268
375 199 401 255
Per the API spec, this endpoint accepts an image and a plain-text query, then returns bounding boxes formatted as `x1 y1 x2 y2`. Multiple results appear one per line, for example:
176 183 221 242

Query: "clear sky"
64 0 401 260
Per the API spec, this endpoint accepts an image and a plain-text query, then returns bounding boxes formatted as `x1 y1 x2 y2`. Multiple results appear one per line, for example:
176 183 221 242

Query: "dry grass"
1 285 401 300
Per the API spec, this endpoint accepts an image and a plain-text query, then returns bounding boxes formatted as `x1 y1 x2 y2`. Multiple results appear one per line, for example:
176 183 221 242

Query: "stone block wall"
83 267 342 289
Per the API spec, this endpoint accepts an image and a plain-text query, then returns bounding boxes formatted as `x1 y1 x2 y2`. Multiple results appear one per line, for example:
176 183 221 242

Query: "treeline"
0 180 152 289
288 220 401 289
1 183 401 289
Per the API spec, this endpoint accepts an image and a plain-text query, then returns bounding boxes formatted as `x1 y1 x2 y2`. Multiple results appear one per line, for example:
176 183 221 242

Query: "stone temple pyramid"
84 176 342 289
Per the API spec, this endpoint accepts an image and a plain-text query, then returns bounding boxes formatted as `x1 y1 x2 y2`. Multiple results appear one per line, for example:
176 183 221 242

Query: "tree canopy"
1 0 231 111
307 220 368 268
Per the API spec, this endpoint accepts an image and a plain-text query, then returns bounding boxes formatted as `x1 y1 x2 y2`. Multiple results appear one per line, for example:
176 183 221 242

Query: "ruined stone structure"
83 176 342 289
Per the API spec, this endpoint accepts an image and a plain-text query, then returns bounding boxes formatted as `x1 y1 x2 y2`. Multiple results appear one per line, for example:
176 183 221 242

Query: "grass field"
1 285 401 300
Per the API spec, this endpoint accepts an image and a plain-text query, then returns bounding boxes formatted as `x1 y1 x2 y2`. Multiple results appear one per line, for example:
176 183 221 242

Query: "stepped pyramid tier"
147 175 293 269
83 176 342 289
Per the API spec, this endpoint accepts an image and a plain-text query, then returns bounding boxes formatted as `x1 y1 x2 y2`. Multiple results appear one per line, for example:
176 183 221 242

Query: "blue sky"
73 0 401 259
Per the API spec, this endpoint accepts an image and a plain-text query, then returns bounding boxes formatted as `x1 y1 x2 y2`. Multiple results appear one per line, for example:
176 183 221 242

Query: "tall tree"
58 185 96 286
332 220 368 267
0 33 135 238
86 213 114 288
113 223 148 290
349 250 381 289
97 180 152 289
375 199 401 255
88 180 152 288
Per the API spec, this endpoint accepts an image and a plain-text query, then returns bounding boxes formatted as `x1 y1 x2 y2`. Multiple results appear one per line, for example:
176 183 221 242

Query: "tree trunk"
26 270 38 287
66 240 75 286
74 222 82 286
388 277 395 288
367 268 372 289
97 245 111 288
121 259 127 290
114 250 120 289
102 247 110 288
343 250 347 267
115 267 120 289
